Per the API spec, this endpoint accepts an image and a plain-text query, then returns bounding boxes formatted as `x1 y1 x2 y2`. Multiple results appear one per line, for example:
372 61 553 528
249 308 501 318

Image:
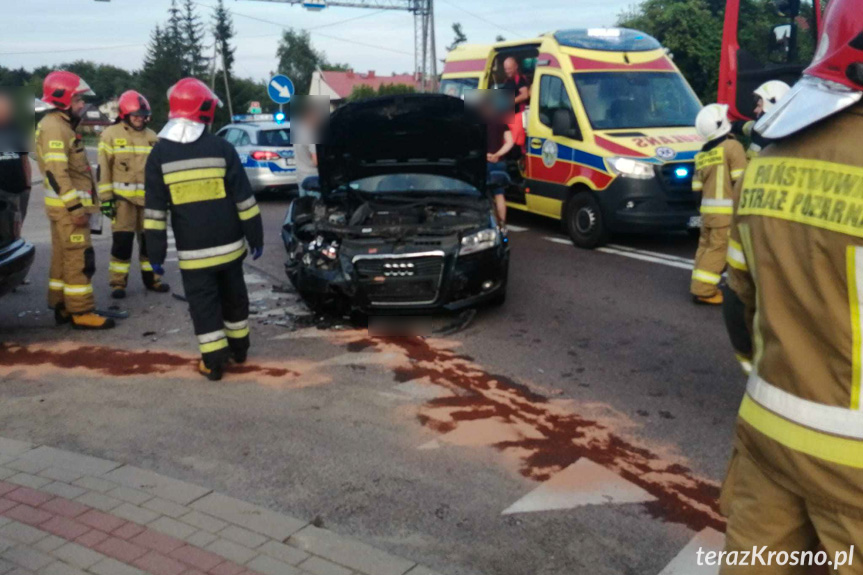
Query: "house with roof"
309 69 421 108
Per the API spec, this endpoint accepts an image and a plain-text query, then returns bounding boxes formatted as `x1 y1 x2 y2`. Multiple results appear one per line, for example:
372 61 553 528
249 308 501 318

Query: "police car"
216 113 297 195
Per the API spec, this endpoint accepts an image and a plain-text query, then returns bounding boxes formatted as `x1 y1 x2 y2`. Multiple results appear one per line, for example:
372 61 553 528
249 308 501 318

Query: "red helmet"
118 90 151 121
756 0 863 139
42 71 95 110
167 78 222 124
805 0 863 90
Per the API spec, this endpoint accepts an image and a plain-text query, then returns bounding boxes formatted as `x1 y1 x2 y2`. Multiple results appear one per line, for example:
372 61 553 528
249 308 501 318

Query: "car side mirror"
301 176 321 193
487 170 511 189
552 109 581 140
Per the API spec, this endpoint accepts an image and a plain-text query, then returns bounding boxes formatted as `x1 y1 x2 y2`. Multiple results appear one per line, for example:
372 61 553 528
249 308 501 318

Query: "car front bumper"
0 239 35 298
597 171 699 234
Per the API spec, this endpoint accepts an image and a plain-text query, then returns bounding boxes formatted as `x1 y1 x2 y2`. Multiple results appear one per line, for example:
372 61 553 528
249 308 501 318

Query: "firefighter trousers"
47 209 96 314
691 225 729 298
109 200 158 289
180 261 250 369
719 450 863 574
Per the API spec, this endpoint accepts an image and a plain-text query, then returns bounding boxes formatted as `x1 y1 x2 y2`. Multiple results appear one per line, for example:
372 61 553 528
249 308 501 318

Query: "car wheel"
564 192 608 249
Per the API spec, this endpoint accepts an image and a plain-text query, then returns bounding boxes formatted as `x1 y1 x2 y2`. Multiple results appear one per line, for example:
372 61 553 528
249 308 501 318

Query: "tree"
276 29 344 95
348 83 416 101
213 0 235 81
446 23 468 51
140 25 183 124
182 0 208 77
495 35 506 42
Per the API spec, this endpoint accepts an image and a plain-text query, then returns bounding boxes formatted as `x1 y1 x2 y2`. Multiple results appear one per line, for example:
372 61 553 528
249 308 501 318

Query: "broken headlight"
305 236 340 269
460 228 500 255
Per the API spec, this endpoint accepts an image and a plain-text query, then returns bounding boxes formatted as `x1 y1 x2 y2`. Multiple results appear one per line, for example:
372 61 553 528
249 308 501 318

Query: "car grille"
353 253 445 306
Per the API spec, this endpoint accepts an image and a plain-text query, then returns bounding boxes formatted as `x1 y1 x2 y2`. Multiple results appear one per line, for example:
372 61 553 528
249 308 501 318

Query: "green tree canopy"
276 29 348 95
348 83 416 102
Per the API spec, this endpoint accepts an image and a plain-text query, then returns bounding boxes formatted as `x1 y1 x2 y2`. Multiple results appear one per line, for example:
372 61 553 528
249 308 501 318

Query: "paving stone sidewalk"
0 437 444 575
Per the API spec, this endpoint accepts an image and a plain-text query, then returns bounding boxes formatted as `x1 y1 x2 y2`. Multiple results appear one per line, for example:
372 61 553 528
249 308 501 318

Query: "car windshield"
347 174 481 196
439 78 479 99
258 128 291 146
572 72 702 130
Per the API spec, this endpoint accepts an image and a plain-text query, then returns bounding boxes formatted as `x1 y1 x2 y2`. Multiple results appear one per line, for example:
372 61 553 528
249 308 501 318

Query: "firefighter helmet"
118 90 152 122
757 0 863 139
42 71 95 111
754 80 791 113
167 78 222 124
695 104 731 141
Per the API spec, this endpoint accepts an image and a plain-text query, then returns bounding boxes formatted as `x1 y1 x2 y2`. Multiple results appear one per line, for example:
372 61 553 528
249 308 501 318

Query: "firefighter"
732 80 791 159
690 104 748 305
98 90 169 299
144 78 263 381
36 70 115 330
720 0 863 571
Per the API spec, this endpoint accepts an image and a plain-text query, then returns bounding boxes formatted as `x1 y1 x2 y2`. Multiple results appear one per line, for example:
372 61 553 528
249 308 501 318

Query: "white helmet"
754 80 791 113
695 103 731 141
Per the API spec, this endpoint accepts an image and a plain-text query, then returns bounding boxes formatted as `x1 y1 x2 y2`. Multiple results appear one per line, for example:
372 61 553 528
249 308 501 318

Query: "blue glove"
151 263 165 276
251 246 263 261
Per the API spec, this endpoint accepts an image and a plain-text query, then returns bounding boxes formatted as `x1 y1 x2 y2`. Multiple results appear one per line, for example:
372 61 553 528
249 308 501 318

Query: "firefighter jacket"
692 137 748 228
98 122 157 206
35 110 96 217
143 131 263 271
727 101 863 517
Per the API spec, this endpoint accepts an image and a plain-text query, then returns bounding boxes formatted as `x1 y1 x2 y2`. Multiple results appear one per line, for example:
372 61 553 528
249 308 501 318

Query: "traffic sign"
268 75 294 104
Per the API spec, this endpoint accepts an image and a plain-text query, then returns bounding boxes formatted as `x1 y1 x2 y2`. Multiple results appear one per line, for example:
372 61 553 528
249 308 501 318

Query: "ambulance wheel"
565 192 608 249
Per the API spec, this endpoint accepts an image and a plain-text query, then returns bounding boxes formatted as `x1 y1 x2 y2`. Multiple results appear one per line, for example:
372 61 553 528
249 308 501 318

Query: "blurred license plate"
687 216 702 229
277 158 295 169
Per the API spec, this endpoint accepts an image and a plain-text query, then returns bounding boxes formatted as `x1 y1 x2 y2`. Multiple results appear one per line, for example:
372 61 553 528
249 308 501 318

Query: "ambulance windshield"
573 71 702 130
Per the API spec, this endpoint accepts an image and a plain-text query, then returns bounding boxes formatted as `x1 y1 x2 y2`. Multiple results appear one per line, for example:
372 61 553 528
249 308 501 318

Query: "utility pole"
220 45 234 118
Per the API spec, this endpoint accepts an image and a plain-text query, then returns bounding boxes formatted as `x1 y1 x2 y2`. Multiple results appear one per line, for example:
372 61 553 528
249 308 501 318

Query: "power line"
438 0 523 38
0 43 143 57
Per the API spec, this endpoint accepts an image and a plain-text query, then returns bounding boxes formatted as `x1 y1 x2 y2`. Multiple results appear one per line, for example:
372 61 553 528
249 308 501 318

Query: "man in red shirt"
503 57 530 114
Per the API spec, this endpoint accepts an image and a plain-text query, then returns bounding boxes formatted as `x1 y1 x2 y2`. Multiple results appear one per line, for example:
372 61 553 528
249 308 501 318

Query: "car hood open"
318 94 487 194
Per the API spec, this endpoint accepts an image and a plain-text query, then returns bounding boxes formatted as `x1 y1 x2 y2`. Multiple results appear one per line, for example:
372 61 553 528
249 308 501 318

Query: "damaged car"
281 94 509 313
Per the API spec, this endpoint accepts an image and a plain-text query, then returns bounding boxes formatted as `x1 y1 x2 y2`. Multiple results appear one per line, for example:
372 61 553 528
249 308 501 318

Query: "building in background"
309 70 421 109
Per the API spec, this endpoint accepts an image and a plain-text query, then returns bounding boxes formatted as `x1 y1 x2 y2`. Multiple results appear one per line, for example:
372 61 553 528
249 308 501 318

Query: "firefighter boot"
54 304 71 326
694 292 724 306
145 280 170 293
198 360 224 381
71 313 116 330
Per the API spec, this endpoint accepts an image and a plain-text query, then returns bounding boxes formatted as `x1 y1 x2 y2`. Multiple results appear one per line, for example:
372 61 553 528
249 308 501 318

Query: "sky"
0 0 634 81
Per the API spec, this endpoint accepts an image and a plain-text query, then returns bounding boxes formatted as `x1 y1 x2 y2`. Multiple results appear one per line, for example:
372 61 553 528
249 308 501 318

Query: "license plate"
687 216 702 229
277 158 295 169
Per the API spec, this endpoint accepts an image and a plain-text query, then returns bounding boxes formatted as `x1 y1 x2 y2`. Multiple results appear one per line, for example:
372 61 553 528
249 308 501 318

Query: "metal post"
210 43 219 90
428 0 437 92
220 45 235 118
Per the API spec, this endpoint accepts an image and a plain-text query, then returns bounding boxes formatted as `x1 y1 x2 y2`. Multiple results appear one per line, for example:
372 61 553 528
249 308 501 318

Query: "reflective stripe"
114 189 146 199
45 197 66 207
692 269 722 285
164 168 226 185
236 197 257 211
109 261 131 274
144 219 167 231
731 169 745 180
738 223 763 368
63 284 93 296
161 157 226 174
98 183 114 193
178 239 245 261
144 209 167 220
49 279 65 291
692 179 703 192
726 239 748 271
42 153 68 163
61 190 79 202
238 204 260 221
745 372 863 440
224 319 248 330
178 247 245 270
700 198 734 215
225 326 250 339
113 182 145 191
848 246 863 410
197 330 227 344
140 261 154 272
739 394 863 468
200 339 229 354
114 146 152 154
98 142 113 155
716 165 725 200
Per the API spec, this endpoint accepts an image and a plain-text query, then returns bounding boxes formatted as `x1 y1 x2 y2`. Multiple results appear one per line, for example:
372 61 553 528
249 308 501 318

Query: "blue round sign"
268 74 294 104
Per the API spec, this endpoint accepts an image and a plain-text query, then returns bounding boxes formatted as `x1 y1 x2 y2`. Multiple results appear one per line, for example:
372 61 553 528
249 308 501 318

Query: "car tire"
564 192 608 249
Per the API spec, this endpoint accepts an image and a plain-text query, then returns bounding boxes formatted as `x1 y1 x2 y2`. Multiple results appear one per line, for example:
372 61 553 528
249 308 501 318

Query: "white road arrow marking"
502 457 657 515
270 80 292 99
506 224 528 232
658 528 724 575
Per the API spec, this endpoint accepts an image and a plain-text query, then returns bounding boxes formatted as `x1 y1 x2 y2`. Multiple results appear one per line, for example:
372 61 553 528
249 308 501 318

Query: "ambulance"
441 29 705 248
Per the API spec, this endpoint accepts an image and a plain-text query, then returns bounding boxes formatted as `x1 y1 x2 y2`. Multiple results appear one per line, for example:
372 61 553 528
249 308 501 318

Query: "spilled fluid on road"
345 334 725 532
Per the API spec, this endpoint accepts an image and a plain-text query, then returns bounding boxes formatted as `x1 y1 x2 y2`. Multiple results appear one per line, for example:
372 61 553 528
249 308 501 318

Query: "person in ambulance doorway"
98 90 170 300
720 0 863 571
36 70 115 330
690 103 747 305
144 78 264 381
732 80 791 160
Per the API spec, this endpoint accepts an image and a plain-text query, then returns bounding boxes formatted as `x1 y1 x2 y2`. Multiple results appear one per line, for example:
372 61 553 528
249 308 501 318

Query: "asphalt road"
0 185 746 575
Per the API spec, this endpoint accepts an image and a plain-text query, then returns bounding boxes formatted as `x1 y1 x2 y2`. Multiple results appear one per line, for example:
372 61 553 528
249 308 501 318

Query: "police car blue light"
275 112 286 123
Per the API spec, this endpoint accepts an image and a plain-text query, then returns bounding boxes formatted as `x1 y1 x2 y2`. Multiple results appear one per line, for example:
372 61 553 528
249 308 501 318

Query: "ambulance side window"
538 75 579 139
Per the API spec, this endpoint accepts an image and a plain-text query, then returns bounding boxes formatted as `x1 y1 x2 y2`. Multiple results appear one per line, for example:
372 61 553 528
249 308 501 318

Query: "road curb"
0 437 448 575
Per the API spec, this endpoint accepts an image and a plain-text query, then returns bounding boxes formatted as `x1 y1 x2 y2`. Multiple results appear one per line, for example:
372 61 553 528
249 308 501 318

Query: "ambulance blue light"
675 167 689 179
